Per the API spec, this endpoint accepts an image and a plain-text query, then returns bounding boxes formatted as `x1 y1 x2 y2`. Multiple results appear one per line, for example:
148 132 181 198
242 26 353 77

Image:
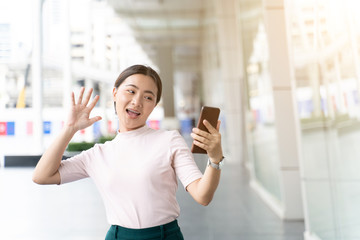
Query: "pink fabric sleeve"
58 149 91 184
170 131 203 189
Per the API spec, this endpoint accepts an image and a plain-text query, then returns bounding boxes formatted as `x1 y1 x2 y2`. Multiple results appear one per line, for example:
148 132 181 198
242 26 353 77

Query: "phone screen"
191 106 220 154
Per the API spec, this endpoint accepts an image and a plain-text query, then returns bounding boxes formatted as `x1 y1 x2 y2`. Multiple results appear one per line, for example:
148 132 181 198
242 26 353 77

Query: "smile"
126 108 141 116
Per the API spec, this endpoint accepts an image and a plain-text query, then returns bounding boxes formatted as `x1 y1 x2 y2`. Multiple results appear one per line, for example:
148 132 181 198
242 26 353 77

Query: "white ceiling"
106 0 205 72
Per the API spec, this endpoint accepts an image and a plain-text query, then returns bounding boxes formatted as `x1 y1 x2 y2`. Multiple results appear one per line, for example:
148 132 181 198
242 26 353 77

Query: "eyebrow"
125 84 156 97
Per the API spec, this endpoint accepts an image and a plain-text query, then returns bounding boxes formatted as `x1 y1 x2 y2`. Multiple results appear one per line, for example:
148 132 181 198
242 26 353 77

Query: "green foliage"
66 135 115 152
98 135 115 143
66 142 95 152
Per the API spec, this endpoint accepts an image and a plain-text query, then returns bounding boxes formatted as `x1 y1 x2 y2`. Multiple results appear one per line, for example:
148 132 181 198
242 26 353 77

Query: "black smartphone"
191 106 220 154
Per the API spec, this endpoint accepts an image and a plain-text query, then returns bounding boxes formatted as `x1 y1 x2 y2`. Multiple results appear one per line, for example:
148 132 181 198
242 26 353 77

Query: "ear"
112 87 117 101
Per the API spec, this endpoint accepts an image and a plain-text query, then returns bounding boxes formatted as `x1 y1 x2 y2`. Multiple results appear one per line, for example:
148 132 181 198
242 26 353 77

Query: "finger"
77 87 85 104
192 127 211 139
192 140 208 151
89 116 102 125
203 120 218 134
191 132 210 144
216 120 221 131
71 92 75 106
82 88 93 106
87 95 100 111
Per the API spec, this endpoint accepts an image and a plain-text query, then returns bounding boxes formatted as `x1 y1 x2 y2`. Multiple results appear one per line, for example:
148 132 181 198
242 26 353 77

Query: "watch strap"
207 156 225 170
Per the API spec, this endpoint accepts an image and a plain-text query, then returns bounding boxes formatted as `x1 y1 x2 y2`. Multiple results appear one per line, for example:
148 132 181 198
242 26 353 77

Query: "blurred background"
1 0 360 239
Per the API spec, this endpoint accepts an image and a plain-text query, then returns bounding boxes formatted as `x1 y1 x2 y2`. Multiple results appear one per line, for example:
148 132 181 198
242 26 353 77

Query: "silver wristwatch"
207 156 225 170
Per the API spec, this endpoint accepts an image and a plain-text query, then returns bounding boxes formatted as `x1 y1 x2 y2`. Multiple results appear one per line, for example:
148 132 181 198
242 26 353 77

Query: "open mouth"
126 108 141 117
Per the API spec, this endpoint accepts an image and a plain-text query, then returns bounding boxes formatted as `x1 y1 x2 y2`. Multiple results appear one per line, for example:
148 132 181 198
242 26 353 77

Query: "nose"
131 94 143 107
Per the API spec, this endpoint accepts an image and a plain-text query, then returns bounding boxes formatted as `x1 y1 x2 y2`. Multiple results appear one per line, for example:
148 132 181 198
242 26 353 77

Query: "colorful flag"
43 121 51 134
0 122 6 135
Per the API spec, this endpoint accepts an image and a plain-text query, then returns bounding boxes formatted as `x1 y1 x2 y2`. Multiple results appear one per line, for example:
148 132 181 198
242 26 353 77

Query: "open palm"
66 87 102 132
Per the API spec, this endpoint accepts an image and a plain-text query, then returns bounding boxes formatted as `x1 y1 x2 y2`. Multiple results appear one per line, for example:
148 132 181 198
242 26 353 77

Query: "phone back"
191 106 220 154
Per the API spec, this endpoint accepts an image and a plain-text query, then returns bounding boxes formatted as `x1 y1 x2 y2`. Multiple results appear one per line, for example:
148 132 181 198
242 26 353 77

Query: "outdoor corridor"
0 155 304 240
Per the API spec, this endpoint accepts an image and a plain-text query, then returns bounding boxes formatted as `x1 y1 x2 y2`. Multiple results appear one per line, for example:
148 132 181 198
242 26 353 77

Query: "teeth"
127 109 140 115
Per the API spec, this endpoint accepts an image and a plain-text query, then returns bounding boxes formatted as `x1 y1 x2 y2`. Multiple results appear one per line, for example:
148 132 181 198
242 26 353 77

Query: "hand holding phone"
191 106 220 154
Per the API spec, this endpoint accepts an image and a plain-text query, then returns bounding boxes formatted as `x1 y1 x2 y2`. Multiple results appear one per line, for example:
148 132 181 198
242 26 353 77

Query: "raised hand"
191 120 223 162
65 87 102 133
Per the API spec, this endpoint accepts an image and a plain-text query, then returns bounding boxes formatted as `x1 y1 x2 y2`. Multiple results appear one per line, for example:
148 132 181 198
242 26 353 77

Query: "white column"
84 79 95 141
84 0 92 69
308 64 322 117
32 0 44 154
213 0 246 164
63 0 72 110
157 46 175 117
263 0 304 219
99 82 109 135
156 46 178 129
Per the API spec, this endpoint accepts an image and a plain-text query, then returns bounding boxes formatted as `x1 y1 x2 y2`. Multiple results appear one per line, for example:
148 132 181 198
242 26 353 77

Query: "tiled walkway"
0 158 304 240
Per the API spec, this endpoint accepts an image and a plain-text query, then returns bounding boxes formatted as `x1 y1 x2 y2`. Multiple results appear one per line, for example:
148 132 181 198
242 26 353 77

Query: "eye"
127 89 135 94
145 96 153 101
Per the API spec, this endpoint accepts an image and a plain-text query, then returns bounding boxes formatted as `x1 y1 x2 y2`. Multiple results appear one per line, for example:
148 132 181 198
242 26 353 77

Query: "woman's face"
113 74 158 132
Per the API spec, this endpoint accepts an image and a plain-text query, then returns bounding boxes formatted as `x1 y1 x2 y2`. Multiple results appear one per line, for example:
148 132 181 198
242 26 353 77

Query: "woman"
32 64 224 240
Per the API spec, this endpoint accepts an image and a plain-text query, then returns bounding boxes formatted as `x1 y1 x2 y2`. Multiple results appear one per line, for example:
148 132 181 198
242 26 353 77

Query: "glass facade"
240 0 360 238
287 0 360 239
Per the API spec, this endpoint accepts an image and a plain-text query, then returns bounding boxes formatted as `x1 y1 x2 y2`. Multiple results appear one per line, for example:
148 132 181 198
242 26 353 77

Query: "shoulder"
165 130 188 150
81 139 114 158
141 128 185 149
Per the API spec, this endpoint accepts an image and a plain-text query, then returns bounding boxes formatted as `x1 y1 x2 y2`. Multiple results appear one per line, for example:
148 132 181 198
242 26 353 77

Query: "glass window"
288 0 360 239
240 0 282 203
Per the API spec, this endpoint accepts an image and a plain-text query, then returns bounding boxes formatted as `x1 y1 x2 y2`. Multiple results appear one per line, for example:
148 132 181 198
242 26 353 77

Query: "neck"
118 124 146 133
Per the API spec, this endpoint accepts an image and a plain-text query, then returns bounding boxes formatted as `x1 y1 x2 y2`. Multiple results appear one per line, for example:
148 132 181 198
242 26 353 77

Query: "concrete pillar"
213 0 246 164
32 0 44 154
308 64 322 117
85 79 95 141
262 0 303 219
63 0 72 110
99 82 109 135
84 0 92 69
156 46 177 129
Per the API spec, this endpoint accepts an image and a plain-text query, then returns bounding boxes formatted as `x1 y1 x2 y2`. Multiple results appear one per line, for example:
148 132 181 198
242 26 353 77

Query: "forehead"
122 74 157 89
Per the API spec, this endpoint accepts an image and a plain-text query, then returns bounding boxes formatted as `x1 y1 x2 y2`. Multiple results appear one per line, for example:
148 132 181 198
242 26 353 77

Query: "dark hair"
114 64 162 104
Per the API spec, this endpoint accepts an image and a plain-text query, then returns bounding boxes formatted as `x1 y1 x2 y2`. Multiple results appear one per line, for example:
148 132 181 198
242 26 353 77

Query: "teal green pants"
105 220 184 240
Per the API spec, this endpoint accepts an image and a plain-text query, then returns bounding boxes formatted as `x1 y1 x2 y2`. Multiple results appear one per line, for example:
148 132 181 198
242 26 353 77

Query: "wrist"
209 156 224 164
62 125 77 136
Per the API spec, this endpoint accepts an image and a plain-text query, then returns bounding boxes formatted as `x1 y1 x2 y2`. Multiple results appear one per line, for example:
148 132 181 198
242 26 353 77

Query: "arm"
187 120 223 206
32 87 101 185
